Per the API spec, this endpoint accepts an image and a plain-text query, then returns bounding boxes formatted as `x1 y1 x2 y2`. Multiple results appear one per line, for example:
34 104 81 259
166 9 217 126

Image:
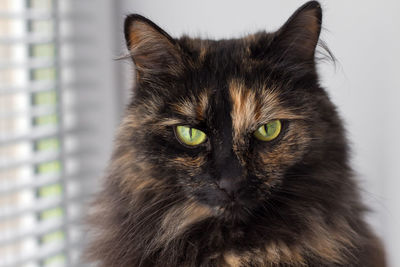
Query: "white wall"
115 1 400 265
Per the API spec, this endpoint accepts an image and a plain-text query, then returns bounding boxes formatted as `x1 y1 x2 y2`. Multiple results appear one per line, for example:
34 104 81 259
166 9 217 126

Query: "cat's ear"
272 1 322 62
124 14 183 77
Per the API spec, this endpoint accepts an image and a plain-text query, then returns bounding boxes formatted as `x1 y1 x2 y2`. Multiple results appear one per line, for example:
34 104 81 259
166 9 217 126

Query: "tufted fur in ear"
124 14 183 78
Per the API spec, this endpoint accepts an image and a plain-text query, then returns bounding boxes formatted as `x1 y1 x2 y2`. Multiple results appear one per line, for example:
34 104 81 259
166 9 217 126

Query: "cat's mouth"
192 183 265 222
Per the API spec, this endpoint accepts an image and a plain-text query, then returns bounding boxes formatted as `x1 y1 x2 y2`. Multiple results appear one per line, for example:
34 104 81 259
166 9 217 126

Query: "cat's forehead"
153 36 307 135
170 79 303 134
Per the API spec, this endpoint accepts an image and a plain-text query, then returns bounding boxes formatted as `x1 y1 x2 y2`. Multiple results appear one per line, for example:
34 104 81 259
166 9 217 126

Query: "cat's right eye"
175 125 207 146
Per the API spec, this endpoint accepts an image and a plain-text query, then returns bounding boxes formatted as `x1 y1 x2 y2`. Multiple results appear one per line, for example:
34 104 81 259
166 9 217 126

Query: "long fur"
85 2 386 266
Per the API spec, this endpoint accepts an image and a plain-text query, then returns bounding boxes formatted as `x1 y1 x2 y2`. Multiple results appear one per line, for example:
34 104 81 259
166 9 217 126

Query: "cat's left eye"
175 125 207 146
254 120 282 141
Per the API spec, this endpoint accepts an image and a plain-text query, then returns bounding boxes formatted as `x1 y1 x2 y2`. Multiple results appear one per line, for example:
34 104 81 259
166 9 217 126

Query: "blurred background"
0 0 399 266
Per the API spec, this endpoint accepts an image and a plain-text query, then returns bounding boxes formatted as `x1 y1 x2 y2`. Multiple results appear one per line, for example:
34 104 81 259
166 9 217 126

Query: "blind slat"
0 59 56 70
0 194 91 221
0 171 96 195
0 11 55 20
0 218 66 246
0 82 96 95
0 35 56 44
0 105 58 119
0 150 93 171
0 81 57 95
0 151 61 170
0 127 59 145
0 242 84 267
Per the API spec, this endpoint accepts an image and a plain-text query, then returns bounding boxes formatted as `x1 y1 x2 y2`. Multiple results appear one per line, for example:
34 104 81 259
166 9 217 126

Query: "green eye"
175 125 207 146
254 120 282 141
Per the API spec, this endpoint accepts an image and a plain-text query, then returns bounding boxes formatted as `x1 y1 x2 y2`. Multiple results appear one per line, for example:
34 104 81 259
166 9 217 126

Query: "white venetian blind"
0 0 108 266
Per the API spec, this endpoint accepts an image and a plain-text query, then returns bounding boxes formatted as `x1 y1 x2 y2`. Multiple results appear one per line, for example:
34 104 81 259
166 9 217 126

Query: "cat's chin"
206 198 258 223
217 205 252 223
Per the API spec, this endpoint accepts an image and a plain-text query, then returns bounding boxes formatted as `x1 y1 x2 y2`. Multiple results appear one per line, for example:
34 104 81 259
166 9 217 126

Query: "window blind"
0 1 102 266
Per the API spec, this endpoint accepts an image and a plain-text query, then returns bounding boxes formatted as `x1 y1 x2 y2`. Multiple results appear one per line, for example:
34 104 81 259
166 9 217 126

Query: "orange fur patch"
158 201 212 245
173 156 206 169
172 90 210 121
229 79 304 146
223 252 242 267
219 217 356 266
303 217 356 264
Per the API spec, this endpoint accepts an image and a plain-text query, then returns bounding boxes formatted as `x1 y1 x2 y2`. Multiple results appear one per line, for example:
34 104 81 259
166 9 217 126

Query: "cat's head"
117 1 347 224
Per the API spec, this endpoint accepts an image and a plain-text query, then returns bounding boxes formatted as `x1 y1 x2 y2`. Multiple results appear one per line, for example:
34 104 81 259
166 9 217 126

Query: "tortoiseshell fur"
86 2 386 266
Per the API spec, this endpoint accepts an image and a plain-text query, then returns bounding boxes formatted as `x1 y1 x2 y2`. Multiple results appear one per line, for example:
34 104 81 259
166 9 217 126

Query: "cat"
85 1 386 266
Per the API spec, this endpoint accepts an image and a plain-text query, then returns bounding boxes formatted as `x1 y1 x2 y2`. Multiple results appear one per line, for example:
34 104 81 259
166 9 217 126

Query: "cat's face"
143 79 312 221
120 3 343 223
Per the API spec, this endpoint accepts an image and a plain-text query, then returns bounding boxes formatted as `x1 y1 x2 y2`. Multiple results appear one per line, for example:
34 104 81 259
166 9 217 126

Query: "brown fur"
172 90 211 121
86 2 386 267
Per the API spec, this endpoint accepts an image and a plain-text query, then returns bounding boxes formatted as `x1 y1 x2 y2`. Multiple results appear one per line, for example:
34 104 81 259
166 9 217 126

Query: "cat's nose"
217 176 242 200
213 148 245 200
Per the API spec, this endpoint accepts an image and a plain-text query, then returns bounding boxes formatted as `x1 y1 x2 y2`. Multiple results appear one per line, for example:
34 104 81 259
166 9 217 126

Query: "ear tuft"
124 14 182 77
273 1 323 62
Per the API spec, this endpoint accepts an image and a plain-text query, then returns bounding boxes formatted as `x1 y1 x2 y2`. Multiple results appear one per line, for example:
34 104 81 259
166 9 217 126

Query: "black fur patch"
86 2 386 266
